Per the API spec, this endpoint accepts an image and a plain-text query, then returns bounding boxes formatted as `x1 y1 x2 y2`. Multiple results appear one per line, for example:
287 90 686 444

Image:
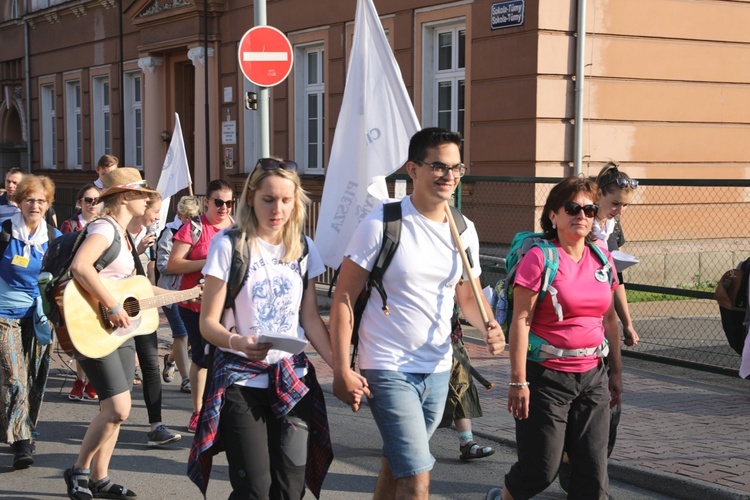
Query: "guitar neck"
139 288 200 311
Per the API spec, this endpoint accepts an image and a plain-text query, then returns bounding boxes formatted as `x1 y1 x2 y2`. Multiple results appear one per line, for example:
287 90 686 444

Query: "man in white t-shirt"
329 128 505 499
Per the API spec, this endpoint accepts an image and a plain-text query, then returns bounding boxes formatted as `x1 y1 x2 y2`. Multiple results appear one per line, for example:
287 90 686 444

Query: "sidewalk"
40 311 750 500
313 328 750 499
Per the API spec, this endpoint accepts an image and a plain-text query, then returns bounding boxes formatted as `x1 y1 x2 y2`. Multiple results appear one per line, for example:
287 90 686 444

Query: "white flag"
157 113 192 227
314 0 420 269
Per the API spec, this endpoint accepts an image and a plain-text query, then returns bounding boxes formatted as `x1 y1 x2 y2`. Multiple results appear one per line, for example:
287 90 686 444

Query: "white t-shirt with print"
202 233 325 387
86 218 136 280
345 196 481 374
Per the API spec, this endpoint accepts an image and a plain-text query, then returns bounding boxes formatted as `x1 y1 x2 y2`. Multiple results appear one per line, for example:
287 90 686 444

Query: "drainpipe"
573 0 586 176
204 0 210 183
120 0 125 161
24 19 32 172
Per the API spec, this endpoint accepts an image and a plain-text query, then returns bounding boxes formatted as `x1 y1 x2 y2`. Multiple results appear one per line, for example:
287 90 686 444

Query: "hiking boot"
188 412 199 433
69 379 86 401
12 440 34 470
162 354 176 383
83 381 98 400
147 424 181 447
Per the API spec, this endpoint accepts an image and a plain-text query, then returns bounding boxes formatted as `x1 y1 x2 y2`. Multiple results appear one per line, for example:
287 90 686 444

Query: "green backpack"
493 231 612 361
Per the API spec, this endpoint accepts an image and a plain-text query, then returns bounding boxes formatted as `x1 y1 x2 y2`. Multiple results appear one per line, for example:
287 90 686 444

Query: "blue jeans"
162 303 187 338
361 369 450 479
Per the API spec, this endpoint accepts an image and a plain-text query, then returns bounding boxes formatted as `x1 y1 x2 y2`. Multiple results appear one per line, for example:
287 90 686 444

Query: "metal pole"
573 0 586 176
254 0 270 158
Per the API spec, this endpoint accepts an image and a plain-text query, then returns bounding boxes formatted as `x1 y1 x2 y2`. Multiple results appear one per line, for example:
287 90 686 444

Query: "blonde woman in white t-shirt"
189 159 366 499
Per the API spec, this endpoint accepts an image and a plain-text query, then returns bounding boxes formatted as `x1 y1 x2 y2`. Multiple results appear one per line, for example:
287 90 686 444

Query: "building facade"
1 0 749 228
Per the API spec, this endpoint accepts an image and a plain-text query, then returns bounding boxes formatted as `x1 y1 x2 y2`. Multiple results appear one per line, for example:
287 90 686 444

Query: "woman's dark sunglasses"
212 199 234 209
255 158 298 173
600 177 639 190
564 201 598 218
81 197 99 205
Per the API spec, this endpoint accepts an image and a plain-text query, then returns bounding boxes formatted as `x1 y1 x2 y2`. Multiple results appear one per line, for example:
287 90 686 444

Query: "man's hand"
333 369 371 412
484 320 506 355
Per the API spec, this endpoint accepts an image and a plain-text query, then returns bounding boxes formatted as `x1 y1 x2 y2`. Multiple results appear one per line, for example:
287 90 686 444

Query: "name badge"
11 254 30 268
594 269 608 283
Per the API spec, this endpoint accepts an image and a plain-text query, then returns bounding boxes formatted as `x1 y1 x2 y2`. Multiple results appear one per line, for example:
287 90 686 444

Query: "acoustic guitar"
54 275 201 359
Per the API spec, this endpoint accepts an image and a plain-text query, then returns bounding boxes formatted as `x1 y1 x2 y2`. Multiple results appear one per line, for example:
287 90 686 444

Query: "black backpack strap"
92 218 123 273
299 234 309 292
224 229 249 310
0 219 12 257
449 205 472 269
368 201 402 314
125 231 146 277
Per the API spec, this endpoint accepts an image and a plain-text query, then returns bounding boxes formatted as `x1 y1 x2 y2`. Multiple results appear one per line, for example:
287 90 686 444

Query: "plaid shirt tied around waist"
187 349 332 498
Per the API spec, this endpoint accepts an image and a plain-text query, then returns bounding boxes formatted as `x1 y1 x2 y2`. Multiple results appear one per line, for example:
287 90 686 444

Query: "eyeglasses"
599 177 639 190
563 201 598 218
81 197 99 205
24 198 48 206
211 199 234 209
254 158 298 173
412 160 467 178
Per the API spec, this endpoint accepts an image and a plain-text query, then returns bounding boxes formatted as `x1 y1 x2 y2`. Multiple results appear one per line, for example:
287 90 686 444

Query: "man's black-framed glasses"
254 158 298 173
413 160 467 178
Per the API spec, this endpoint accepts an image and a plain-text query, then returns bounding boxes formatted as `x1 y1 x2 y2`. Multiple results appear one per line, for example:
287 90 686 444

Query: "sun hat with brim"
99 167 158 199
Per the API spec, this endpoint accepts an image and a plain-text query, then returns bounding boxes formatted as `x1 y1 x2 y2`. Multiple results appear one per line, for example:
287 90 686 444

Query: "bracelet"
508 381 530 388
106 303 122 315
228 333 240 351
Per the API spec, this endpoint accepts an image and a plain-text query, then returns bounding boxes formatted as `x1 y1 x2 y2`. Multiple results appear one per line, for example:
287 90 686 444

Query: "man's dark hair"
408 127 462 163
5 167 24 179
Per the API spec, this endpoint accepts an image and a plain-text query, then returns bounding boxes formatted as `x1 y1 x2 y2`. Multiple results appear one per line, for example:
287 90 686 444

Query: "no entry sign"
238 26 294 87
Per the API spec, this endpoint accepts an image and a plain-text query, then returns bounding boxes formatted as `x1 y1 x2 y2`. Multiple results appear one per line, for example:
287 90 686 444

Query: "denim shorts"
361 369 450 479
162 303 188 338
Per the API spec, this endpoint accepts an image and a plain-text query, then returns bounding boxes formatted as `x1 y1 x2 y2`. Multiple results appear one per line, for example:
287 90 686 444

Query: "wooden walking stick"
444 201 490 329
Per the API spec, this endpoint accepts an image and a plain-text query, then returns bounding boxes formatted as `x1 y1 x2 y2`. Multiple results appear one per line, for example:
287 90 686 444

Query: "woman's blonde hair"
177 196 201 218
13 175 55 205
99 190 145 218
233 162 310 262
146 191 162 209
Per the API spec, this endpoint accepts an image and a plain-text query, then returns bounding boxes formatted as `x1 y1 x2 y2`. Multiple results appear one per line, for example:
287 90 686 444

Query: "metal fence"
53 176 750 374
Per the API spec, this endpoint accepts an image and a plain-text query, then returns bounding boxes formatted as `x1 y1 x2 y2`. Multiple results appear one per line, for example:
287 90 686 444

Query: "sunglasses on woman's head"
211 199 234 209
600 177 639 190
82 197 99 205
564 201 598 218
254 158 298 173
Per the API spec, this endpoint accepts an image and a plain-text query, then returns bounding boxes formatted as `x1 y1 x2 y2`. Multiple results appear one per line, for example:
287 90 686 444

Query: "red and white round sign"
237 26 294 87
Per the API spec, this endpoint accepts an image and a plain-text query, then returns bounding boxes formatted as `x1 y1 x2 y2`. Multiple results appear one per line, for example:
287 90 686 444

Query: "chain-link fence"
460 176 750 375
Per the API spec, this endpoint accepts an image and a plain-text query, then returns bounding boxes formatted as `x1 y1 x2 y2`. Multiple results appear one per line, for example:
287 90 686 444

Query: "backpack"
492 232 613 360
39 217 142 326
713 258 750 356
345 201 470 368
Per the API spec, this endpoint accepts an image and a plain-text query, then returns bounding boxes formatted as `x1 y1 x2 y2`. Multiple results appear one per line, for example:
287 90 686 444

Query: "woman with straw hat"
64 168 166 500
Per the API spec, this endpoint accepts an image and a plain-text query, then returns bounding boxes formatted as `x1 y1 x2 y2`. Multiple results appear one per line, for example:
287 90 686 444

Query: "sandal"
90 476 137 499
64 467 92 500
180 377 191 393
460 441 496 461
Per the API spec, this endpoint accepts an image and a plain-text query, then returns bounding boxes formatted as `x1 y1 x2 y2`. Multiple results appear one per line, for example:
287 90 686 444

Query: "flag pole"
444 201 490 329
188 182 194 196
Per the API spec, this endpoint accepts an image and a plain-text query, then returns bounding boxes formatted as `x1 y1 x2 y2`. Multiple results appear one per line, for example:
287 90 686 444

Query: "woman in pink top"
489 177 622 500
167 179 234 432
